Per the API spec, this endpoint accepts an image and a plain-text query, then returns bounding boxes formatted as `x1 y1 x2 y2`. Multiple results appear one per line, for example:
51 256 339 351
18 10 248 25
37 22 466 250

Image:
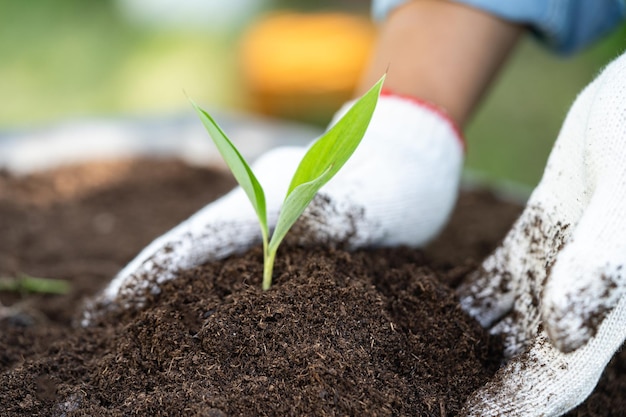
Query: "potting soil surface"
0 159 624 416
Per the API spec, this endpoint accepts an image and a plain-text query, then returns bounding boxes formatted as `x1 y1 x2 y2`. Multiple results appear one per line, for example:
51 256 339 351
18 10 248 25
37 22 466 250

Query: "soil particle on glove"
0 158 624 416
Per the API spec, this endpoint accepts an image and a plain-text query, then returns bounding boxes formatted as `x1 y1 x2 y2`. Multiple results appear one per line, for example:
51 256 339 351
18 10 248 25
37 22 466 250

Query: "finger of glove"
461 320 625 417
542 181 626 352
456 200 567 330
478 204 575 358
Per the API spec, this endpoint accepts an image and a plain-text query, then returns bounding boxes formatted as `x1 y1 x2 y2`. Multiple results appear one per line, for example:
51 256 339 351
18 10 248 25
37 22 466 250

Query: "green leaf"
286 75 385 196
0 274 71 295
269 74 385 253
190 100 268 240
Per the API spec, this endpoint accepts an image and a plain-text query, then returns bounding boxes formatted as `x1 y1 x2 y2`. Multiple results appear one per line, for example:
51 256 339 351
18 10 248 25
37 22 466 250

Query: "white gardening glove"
83 92 464 322
288 92 464 248
459 52 626 416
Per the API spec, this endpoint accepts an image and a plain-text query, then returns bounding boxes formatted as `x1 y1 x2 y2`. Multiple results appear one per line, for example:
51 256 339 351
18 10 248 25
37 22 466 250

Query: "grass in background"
0 0 240 126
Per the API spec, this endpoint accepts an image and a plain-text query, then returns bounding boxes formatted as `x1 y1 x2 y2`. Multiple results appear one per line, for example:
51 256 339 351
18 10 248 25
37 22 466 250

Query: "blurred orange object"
239 12 376 124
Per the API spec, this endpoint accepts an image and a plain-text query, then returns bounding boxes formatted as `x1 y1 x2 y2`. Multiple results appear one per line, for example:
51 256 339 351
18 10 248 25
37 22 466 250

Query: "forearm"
358 0 524 127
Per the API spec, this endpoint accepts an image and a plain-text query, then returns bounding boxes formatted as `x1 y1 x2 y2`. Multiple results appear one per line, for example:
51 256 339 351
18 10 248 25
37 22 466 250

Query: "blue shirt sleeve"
372 0 626 54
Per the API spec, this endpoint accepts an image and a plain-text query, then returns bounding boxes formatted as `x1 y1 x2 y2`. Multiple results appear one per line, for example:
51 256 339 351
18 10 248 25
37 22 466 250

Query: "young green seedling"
191 75 384 290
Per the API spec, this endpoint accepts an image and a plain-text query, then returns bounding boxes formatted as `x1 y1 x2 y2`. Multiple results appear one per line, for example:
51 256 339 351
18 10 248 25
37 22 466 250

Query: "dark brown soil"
0 159 624 416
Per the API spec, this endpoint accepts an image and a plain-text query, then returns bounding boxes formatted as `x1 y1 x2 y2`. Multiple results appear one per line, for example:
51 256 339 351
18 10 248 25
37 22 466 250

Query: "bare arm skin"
357 0 524 127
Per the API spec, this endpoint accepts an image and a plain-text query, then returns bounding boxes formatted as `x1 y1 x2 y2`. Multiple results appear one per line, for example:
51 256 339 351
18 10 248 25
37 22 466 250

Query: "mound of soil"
0 159 624 416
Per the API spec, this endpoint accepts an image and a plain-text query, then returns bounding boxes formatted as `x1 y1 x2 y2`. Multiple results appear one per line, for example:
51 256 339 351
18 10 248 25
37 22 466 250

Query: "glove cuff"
380 89 466 151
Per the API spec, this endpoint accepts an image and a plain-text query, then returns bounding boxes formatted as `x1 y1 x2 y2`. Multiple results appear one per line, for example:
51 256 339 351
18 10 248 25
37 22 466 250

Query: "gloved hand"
459 52 626 416
83 92 464 322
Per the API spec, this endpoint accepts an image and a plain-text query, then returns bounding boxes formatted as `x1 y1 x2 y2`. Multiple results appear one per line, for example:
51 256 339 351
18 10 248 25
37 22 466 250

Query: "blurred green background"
1 0 624 189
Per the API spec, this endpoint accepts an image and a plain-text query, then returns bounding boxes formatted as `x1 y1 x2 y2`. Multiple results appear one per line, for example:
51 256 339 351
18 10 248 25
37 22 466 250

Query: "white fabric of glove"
83 92 463 321
459 52 626 416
